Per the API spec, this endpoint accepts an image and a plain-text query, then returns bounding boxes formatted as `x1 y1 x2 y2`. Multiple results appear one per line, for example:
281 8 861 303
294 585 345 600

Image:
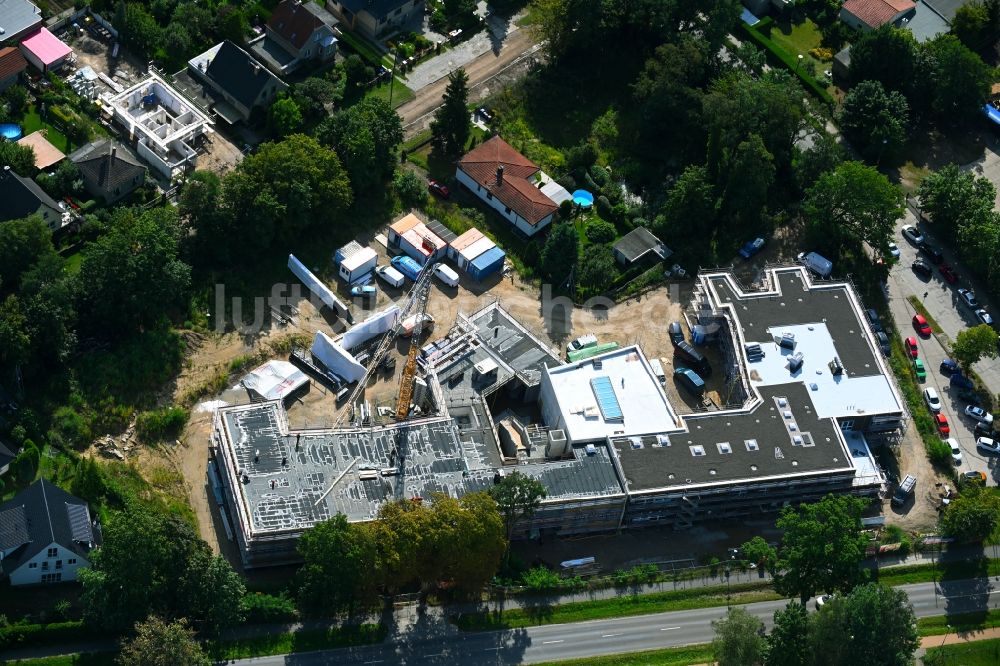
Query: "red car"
913 314 931 337
905 336 918 358
934 412 950 436
428 179 450 199
938 263 958 284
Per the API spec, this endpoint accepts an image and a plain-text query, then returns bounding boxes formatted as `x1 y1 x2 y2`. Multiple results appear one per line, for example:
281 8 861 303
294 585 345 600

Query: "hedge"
738 19 835 106
0 621 98 651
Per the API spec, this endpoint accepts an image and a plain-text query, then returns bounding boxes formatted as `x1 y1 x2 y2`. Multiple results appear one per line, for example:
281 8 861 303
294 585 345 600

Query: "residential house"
0 165 67 230
456 136 571 237
0 46 27 93
69 139 147 204
0 0 43 43
0 479 101 586
612 227 672 268
188 41 288 123
0 440 14 476
325 0 424 40
840 0 916 31
253 0 338 76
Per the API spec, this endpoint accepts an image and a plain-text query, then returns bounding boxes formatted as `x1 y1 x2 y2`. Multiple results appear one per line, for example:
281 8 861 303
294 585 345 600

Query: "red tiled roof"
458 136 557 226
0 47 28 81
268 0 326 50
842 0 915 28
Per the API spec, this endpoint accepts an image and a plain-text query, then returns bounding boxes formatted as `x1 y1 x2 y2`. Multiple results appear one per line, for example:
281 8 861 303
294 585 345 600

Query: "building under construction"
212 266 903 568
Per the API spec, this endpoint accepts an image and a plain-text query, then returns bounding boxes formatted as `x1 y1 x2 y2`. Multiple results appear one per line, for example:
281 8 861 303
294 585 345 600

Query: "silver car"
966 405 995 425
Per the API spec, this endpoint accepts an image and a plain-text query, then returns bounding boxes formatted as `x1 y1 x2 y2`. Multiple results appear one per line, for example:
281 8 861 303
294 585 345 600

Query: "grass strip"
452 582 779 631
737 19 833 105
364 76 416 109
206 623 385 660
531 643 713 666
337 30 390 67
907 296 946 340
919 609 1000 637
2 654 117 666
877 557 1000 587
923 636 1000 664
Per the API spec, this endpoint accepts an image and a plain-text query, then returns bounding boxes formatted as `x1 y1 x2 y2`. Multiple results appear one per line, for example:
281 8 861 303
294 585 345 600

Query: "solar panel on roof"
65 503 94 543
590 376 624 422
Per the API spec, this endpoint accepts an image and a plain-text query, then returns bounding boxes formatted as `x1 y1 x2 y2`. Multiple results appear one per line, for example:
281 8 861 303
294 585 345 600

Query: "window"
42 561 49 571
716 442 732 454
47 547 57 558
745 439 759 452
56 560 63 570
68 559 77 565
41 573 63 584
840 420 855 431
486 192 493 200
689 445 706 457
28 563 37 569
504 206 512 214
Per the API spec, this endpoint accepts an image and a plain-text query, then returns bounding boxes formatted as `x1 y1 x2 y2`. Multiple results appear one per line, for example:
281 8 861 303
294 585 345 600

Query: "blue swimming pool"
0 124 23 141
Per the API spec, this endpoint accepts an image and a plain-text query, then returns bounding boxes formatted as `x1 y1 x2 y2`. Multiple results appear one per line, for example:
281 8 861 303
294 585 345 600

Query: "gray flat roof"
708 269 882 378
469 304 562 385
614 382 854 492
0 0 40 39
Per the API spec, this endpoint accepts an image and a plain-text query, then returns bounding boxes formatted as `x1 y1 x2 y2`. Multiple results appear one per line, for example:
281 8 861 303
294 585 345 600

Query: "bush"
557 174 577 191
136 406 189 442
522 567 564 592
241 593 298 624
0 621 93 650
585 220 617 244
588 165 611 189
393 170 427 208
51 406 91 448
595 195 612 219
926 438 954 469
565 143 598 171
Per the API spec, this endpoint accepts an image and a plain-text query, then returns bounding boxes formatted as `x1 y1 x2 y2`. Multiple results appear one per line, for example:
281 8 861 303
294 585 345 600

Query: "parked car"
427 179 450 199
976 437 1000 455
905 337 919 358
918 241 943 264
569 334 598 351
350 284 377 300
668 321 685 346
902 225 924 245
958 288 980 310
950 373 974 390
891 474 917 507
913 358 926 381
912 259 932 278
375 264 405 288
739 237 765 259
938 263 958 284
940 358 959 375
963 470 987 484
815 594 835 609
975 421 996 438
965 405 994 425
674 366 706 396
875 331 890 356
888 241 900 259
866 308 883 333
975 309 994 327
934 412 950 436
924 387 942 412
913 314 931 337
946 438 962 465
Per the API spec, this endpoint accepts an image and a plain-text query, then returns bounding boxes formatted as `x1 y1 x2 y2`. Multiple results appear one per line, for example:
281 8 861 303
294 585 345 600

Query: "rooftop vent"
774 446 785 459
829 356 844 375
690 445 706 457
717 442 732 454
745 439 759 451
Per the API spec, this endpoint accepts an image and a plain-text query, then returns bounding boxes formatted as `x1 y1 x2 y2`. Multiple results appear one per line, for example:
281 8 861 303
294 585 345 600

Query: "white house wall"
455 168 554 237
8 541 90 586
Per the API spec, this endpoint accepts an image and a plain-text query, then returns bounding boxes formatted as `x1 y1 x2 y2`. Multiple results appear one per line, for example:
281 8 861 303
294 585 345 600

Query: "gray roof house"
0 479 101 586
69 140 147 204
325 0 425 40
612 227 672 267
0 0 43 43
188 41 288 124
0 440 15 476
252 0 339 76
0 165 67 230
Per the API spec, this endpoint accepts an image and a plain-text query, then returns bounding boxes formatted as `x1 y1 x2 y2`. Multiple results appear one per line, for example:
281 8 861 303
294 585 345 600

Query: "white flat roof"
341 246 377 272
748 323 902 419
545 346 680 442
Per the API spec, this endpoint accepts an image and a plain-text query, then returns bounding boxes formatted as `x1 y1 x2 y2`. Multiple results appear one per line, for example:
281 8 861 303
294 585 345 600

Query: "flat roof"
468 303 562 386
0 0 41 40
341 246 377 272
544 346 680 443
20 28 72 65
17 130 64 169
614 382 857 492
460 235 495 262
451 227 484 252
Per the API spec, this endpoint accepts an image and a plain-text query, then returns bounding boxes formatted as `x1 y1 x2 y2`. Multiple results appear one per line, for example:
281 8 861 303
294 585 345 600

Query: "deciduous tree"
766 602 810 666
917 164 996 244
925 34 993 123
940 483 1000 542
118 616 209 666
317 98 403 193
712 607 766 666
0 140 36 176
540 222 579 286
577 243 617 295
489 471 547 554
269 97 303 137
951 324 1000 372
847 26 920 96
809 583 918 666
297 513 378 616
838 80 909 163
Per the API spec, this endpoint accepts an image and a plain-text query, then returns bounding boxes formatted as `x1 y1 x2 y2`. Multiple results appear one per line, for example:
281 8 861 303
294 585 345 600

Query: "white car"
977 437 1000 454
902 225 924 245
958 288 980 310
975 309 994 327
946 438 962 465
888 242 900 259
966 405 995 425
923 387 942 413
815 594 835 609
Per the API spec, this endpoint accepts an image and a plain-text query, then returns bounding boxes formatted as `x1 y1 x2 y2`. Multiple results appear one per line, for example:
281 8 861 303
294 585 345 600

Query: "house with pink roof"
19 28 72 73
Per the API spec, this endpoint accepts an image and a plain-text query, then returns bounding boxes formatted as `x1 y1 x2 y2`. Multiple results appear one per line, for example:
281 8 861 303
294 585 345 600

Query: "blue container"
469 246 506 281
0 124 23 141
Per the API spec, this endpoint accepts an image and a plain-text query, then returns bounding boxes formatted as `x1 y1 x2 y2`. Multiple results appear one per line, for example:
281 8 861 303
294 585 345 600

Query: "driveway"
888 210 1000 483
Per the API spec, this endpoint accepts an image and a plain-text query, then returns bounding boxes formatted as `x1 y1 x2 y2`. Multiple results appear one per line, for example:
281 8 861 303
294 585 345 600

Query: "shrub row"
0 621 94 651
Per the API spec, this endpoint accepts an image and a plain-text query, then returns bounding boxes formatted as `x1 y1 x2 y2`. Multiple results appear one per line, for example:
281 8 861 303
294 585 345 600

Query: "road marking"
483 647 502 651
424 654 444 658
601 633 623 638
543 640 564 644
660 626 681 631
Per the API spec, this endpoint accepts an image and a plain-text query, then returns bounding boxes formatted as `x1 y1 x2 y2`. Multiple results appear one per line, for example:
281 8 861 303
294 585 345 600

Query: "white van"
433 263 460 287
374 264 405 288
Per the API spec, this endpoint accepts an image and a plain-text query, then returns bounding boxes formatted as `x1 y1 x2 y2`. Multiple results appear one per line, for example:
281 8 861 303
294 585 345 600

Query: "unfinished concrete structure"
212 267 902 567
103 73 212 179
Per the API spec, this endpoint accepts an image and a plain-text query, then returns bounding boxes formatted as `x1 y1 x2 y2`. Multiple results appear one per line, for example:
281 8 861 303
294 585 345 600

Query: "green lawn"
923 636 1000 665
766 18 824 57
5 654 117 666
22 106 71 154
207 623 385 660
532 644 714 666
337 29 393 68
919 609 1000 637
365 76 416 109
452 582 780 631
877 557 1000 588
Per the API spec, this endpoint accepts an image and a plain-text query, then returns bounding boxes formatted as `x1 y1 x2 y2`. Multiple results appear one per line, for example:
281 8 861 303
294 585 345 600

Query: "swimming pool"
0 124 24 141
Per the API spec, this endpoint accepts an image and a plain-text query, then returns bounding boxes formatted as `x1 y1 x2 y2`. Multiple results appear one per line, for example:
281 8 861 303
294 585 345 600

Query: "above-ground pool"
0 124 24 141
572 189 595 208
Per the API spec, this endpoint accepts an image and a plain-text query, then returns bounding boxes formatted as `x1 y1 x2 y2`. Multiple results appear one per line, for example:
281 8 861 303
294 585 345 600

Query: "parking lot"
888 210 1000 485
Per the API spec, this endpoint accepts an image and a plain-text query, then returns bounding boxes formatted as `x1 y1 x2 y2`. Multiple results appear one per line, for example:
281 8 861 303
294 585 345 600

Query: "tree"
80 509 245 634
0 140 36 176
718 134 775 231
268 97 302 137
838 80 909 163
117 617 209 666
803 162 903 263
659 165 718 249
446 493 506 592
952 324 1000 372
444 0 477 27
766 602 810 666
809 583 918 666
917 164 996 244
712 607 766 666
297 514 378 616
584 220 616 244
317 98 403 193
925 34 993 123
0 215 58 291
577 243 617 295
217 5 249 43
540 222 579 286
76 208 192 338
292 77 342 119
0 295 30 371
740 536 777 571
489 471 547 555
431 69 470 158
847 26 920 96
117 3 163 59
952 0 995 53
940 483 1000 542
772 494 869 603
394 170 428 208
793 132 846 191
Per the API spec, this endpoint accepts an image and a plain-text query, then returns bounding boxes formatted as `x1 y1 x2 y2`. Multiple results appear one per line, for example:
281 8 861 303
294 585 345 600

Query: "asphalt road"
233 579 1000 665
887 211 1000 484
